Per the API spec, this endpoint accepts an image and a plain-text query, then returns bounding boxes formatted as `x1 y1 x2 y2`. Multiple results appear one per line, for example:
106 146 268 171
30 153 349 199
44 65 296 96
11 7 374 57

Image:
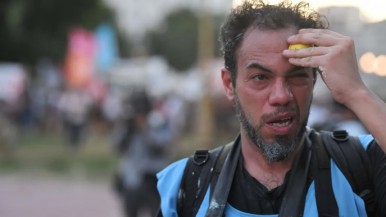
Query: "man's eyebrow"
246 62 272 73
286 66 316 76
246 64 310 74
288 66 306 73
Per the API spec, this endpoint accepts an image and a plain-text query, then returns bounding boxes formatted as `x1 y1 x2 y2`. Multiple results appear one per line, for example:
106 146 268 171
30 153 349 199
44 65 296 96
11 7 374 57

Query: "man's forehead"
241 27 298 51
246 61 313 75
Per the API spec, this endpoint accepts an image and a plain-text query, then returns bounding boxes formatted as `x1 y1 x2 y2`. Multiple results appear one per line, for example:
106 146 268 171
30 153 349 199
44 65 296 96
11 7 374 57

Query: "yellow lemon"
288 43 311 50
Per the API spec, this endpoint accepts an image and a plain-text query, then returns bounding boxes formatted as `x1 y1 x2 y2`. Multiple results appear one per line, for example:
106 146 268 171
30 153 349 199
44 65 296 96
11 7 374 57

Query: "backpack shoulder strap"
278 133 313 217
312 130 339 216
320 130 375 216
177 142 233 217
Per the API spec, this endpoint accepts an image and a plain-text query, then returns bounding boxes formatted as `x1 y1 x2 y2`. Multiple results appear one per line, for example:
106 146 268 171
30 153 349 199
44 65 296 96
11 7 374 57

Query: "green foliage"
0 132 118 180
145 8 225 72
146 8 199 71
0 0 125 66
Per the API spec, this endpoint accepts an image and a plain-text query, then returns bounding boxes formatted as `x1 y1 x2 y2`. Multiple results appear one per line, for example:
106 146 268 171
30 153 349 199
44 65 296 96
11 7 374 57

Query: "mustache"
260 106 298 124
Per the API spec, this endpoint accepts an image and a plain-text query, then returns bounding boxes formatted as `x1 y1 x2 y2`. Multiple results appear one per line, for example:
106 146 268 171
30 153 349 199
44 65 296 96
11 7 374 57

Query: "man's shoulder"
310 129 374 149
157 157 188 180
157 141 232 180
358 134 374 150
157 158 189 215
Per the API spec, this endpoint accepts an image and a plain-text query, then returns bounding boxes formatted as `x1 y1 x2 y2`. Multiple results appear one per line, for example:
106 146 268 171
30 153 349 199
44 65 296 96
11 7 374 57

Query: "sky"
106 0 386 41
302 0 386 22
233 0 386 23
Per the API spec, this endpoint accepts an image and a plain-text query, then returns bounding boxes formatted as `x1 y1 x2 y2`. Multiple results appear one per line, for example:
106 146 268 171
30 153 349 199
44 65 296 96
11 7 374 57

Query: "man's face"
222 27 315 161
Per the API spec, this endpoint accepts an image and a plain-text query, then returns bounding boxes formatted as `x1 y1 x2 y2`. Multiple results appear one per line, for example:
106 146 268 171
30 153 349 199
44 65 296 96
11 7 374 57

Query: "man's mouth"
265 114 295 133
268 117 293 127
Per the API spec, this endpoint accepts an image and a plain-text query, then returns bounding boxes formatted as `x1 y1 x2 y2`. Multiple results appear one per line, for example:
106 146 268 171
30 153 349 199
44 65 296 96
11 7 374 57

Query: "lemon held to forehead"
288 43 311 50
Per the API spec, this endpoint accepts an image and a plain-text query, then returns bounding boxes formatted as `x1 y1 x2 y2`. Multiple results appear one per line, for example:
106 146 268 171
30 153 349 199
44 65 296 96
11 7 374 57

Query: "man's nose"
268 78 293 106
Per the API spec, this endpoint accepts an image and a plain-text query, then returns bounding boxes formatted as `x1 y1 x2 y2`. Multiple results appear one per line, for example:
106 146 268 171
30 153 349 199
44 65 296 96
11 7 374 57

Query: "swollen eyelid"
292 72 309 78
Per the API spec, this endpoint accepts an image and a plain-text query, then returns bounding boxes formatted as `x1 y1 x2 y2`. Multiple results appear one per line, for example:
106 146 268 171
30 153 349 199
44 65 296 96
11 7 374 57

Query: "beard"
233 93 308 162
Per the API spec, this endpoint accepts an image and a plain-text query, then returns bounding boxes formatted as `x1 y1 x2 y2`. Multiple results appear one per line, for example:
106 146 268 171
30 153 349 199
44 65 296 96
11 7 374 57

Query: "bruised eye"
287 72 313 86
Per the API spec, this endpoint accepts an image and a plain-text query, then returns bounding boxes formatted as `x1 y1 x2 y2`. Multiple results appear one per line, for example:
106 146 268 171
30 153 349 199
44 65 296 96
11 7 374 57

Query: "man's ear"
221 67 235 100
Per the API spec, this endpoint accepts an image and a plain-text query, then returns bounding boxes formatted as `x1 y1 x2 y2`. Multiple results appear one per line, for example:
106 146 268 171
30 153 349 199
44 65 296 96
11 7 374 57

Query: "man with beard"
156 1 386 216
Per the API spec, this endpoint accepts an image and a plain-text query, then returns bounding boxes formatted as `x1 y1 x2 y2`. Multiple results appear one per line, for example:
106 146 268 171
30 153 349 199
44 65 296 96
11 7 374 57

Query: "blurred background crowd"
1 0 386 216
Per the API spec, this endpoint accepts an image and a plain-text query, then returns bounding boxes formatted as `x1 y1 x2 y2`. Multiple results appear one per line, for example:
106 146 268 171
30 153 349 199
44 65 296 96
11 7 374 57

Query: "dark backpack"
175 130 375 217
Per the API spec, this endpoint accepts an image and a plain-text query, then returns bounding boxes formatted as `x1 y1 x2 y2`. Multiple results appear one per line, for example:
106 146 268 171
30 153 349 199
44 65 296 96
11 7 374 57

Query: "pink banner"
64 28 96 88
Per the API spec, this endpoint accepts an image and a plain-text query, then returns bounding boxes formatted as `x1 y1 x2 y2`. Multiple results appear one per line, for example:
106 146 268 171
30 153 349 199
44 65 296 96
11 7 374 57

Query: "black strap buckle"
332 130 349 142
193 150 209 165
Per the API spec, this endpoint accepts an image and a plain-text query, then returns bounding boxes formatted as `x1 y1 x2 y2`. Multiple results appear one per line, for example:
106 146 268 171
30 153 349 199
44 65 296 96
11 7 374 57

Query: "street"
0 174 125 217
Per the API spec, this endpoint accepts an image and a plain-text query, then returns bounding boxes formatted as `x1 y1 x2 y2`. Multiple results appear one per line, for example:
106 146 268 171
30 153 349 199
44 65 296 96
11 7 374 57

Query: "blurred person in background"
13 87 36 134
34 58 63 133
113 88 174 217
102 87 124 130
0 99 17 154
317 100 368 136
57 86 93 150
331 101 368 136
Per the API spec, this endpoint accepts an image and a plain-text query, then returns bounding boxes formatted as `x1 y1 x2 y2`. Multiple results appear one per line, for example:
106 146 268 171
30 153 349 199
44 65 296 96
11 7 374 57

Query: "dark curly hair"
220 0 328 85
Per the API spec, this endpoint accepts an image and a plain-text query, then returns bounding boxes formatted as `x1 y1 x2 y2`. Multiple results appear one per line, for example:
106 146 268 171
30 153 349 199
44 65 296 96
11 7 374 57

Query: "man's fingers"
298 28 344 37
284 46 328 58
288 29 342 47
287 55 323 68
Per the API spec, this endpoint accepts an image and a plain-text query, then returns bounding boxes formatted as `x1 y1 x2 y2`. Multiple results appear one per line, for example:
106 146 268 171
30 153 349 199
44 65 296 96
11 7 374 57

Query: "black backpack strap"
312 131 340 217
279 134 312 217
320 130 375 216
177 141 234 217
205 137 241 217
209 142 234 197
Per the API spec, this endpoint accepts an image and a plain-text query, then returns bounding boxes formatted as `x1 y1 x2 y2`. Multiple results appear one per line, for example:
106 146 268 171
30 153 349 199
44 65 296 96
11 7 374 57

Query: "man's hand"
283 29 367 107
284 28 386 154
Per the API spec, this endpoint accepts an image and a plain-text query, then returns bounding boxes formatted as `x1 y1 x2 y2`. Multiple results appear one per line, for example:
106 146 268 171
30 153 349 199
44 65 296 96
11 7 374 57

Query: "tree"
0 0 128 68
146 8 223 72
146 8 198 71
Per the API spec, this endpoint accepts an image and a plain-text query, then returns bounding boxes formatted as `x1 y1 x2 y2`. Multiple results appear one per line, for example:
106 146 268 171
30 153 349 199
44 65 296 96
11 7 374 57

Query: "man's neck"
240 134 304 190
